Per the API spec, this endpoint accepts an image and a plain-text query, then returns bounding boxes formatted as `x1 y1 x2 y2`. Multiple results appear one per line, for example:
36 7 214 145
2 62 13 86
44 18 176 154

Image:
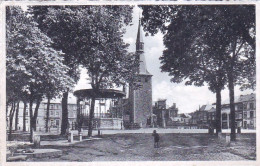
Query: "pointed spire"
136 18 144 45
135 17 152 76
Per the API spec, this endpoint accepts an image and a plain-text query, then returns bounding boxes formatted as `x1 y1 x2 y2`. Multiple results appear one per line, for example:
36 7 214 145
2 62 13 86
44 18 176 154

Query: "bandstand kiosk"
73 89 126 131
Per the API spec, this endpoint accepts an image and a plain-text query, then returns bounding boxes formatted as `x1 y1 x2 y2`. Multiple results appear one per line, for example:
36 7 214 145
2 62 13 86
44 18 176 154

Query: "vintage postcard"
0 0 259 166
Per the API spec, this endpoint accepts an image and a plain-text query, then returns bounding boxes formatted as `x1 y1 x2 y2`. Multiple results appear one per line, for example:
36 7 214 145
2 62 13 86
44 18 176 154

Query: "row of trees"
6 6 138 141
6 6 75 141
141 5 255 141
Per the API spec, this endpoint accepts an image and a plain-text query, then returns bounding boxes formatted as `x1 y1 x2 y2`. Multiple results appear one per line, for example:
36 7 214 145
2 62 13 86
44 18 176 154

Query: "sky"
74 5 254 113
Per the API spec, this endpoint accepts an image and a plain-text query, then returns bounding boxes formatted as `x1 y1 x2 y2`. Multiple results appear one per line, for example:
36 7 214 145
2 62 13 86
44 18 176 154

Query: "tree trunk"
88 97 96 137
23 101 27 131
29 98 34 143
15 101 20 130
32 97 41 131
45 96 51 132
8 102 16 141
6 102 9 129
61 90 69 135
76 98 81 133
228 72 236 141
215 87 222 135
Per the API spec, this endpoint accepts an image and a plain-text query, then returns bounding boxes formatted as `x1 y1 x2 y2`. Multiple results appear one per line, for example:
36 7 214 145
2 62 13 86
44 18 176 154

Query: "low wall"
99 118 123 130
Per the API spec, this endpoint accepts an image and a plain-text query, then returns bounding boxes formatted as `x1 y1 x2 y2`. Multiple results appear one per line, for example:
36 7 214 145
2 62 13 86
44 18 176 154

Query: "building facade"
221 93 256 129
189 105 216 129
7 100 84 132
153 99 167 127
153 99 179 128
188 93 256 130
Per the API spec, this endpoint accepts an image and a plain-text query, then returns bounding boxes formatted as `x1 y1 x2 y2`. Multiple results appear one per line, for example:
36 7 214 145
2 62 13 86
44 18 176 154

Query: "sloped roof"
199 105 206 111
200 105 215 111
179 113 191 118
139 53 152 76
238 93 255 102
136 19 152 76
208 107 216 113
222 93 255 105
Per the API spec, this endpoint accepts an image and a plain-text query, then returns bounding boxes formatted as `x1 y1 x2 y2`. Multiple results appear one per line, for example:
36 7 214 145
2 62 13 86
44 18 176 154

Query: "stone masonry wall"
133 75 152 127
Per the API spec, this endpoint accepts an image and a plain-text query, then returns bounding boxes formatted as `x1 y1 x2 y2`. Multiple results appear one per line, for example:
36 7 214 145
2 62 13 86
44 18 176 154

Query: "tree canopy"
6 6 74 140
141 5 255 139
141 5 255 89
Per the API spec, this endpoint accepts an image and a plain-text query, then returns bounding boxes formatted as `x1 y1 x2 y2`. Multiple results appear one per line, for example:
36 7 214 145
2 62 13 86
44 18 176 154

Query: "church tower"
128 18 153 127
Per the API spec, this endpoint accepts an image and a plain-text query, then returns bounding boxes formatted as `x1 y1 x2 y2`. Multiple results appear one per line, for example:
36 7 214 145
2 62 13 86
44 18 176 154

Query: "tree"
76 6 137 136
213 6 255 141
14 101 20 130
6 6 74 141
30 6 138 136
43 70 74 133
29 6 81 135
23 100 27 131
141 5 255 140
6 6 31 140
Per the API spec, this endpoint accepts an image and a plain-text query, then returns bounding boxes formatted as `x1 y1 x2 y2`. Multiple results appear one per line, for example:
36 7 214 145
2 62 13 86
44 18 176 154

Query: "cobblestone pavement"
27 133 255 161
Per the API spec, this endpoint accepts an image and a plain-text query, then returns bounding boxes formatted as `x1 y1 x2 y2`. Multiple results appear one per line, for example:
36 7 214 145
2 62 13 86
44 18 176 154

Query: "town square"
3 3 257 163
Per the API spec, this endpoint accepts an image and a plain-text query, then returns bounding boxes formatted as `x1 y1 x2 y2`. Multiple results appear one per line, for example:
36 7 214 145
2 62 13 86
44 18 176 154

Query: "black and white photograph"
1 1 258 164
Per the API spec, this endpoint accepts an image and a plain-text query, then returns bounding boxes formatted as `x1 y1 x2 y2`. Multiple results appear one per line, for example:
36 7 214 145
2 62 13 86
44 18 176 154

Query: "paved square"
26 133 256 161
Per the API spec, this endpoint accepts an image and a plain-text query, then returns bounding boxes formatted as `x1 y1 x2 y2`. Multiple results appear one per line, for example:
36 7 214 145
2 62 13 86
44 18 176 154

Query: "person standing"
152 130 160 148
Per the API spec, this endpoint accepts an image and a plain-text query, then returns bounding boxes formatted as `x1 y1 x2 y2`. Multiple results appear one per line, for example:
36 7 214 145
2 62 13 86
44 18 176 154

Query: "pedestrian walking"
152 130 160 148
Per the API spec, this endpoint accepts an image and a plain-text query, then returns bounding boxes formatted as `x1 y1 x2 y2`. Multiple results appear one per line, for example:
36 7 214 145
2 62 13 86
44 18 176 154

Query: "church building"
128 19 153 127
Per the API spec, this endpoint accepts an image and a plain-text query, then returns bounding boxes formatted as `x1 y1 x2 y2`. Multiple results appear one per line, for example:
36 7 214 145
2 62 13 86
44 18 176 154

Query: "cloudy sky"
74 5 254 113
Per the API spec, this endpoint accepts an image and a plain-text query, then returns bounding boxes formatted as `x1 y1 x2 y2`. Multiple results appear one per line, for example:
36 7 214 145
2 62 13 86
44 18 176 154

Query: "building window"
51 120 55 126
222 122 228 129
56 111 59 116
50 104 54 109
250 111 254 118
244 121 247 128
238 104 243 110
50 111 54 116
243 103 247 110
145 78 148 82
235 113 238 119
250 103 254 110
56 120 59 126
244 112 247 118
222 113 227 120
26 110 29 116
239 113 242 119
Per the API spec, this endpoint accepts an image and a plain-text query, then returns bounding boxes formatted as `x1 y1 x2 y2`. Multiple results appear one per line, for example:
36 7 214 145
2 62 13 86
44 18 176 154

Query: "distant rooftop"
179 113 192 118
222 93 255 105
199 104 215 112
157 99 167 102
